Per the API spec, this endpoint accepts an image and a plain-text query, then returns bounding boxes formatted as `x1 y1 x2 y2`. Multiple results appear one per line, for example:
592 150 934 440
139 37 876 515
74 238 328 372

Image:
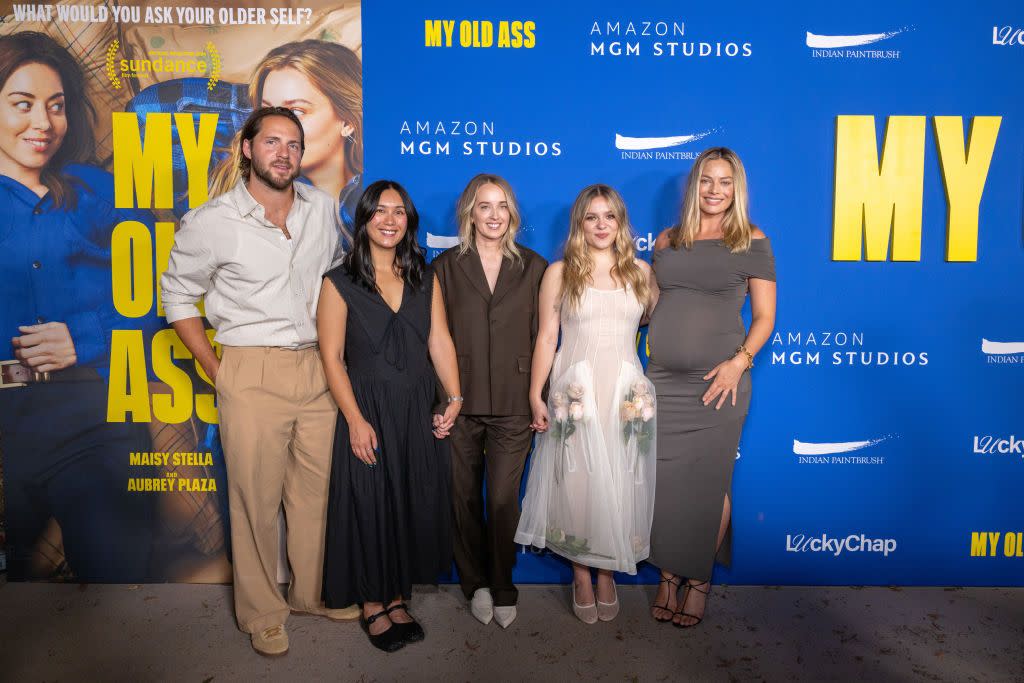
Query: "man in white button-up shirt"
161 107 356 657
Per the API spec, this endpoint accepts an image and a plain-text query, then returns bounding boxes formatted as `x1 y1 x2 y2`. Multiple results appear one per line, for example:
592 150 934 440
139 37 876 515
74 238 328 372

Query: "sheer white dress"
514 286 657 573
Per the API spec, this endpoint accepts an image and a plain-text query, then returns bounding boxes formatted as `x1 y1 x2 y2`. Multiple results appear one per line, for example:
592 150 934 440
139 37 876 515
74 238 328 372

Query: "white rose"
551 391 567 407
632 396 645 412
631 379 649 397
554 405 568 422
567 382 585 400
569 402 584 421
641 406 655 422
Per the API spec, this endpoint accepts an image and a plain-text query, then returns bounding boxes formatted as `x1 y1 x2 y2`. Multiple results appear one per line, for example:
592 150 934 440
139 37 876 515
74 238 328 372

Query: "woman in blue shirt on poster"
0 31 160 582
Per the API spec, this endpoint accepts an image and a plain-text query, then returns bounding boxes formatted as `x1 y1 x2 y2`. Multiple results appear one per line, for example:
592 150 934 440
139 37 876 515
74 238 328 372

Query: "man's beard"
251 156 299 191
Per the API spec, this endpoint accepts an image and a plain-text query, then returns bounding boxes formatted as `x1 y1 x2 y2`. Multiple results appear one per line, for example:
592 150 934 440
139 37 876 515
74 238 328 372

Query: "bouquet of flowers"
621 379 655 458
550 382 586 440
551 382 586 481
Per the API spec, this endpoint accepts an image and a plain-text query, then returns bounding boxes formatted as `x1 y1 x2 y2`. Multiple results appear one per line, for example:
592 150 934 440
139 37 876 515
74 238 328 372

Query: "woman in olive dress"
646 148 777 628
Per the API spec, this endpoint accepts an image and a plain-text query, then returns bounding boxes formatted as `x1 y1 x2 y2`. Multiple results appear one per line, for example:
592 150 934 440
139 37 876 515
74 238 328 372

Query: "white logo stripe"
805 30 904 48
981 338 1024 355
793 437 888 455
615 131 713 151
426 233 460 249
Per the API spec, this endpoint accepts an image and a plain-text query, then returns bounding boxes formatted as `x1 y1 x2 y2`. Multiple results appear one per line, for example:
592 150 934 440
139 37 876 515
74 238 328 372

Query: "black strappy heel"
652 574 684 623
673 580 710 628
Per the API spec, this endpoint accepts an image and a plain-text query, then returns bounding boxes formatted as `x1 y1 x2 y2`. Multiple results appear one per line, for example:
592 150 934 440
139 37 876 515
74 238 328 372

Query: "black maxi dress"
322 264 452 606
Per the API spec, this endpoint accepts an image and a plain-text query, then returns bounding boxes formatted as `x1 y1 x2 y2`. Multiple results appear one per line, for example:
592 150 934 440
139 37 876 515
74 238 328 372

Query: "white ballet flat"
493 606 517 629
470 588 493 625
596 583 620 622
572 583 598 625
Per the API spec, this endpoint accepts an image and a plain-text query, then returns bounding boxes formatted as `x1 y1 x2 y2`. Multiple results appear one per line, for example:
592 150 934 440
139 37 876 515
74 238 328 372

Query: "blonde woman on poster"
514 184 657 624
210 40 362 233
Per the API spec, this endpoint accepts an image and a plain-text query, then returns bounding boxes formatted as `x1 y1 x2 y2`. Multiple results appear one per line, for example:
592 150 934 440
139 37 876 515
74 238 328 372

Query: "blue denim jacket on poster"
0 164 161 378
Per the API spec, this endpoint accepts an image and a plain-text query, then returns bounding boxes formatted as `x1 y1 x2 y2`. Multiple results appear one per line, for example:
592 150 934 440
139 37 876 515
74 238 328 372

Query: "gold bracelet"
736 345 754 369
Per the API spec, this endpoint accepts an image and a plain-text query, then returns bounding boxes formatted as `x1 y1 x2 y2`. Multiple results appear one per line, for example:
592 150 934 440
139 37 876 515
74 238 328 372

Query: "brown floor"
0 579 1021 682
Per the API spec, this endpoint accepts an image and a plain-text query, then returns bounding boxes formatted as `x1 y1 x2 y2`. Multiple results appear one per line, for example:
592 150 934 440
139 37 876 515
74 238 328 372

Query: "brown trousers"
450 414 534 607
216 346 336 633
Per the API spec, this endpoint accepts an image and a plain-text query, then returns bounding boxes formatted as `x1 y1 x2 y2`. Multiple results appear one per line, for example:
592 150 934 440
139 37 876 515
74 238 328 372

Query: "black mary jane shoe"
361 609 406 652
386 602 425 644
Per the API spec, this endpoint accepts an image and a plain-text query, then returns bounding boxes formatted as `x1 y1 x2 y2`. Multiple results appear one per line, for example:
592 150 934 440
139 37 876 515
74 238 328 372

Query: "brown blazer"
434 245 548 416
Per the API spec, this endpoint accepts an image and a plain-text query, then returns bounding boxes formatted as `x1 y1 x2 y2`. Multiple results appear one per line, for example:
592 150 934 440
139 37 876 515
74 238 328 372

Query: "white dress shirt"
161 179 344 348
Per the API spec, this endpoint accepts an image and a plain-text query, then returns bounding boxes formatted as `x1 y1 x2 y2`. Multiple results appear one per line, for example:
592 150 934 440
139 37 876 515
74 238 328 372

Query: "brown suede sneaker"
251 624 289 657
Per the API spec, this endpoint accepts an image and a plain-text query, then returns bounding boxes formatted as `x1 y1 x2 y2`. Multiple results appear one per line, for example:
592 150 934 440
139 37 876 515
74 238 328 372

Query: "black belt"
0 360 101 389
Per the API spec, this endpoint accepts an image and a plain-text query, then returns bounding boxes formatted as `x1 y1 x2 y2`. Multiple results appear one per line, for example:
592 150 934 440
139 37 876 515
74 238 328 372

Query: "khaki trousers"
216 346 336 633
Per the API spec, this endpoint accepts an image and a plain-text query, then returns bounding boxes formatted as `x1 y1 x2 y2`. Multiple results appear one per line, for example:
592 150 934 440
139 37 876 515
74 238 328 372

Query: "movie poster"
0 0 361 582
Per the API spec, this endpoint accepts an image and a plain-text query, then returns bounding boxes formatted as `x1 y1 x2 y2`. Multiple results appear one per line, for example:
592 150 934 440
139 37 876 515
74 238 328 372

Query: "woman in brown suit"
432 174 547 628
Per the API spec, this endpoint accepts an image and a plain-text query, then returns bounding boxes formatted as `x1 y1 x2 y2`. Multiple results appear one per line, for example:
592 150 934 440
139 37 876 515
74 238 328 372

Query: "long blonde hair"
209 40 362 196
670 146 754 252
454 173 523 265
561 184 650 311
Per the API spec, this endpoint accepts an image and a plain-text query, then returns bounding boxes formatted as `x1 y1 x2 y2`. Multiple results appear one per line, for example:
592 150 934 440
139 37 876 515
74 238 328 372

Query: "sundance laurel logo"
105 40 220 91
785 533 897 557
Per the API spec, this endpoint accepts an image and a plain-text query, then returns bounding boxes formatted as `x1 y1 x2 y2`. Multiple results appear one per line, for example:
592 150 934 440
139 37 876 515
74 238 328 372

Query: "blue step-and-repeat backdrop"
0 0 1019 586
361 0 1023 585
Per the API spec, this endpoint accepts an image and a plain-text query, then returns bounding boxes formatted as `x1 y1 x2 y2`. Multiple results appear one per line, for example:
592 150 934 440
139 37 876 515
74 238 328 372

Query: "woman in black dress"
317 180 462 652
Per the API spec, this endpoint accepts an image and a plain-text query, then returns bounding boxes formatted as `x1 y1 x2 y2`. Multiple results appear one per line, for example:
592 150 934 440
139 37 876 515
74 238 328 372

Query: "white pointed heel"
493 605 517 629
470 588 494 625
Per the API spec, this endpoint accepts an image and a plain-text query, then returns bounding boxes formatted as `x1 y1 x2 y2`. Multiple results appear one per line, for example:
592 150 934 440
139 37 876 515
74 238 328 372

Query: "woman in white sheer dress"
515 184 657 624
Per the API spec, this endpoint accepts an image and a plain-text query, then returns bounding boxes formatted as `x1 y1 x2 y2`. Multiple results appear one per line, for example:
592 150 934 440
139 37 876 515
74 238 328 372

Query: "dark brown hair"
0 31 96 208
237 106 305 180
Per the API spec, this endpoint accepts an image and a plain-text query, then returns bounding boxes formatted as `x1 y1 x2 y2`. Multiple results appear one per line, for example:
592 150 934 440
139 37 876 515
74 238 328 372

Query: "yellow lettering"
151 329 194 424
195 329 220 424
155 221 173 317
833 115 926 261
107 330 151 422
934 116 1001 262
425 19 443 46
524 21 536 48
111 220 153 318
113 112 173 209
970 531 988 556
175 113 218 208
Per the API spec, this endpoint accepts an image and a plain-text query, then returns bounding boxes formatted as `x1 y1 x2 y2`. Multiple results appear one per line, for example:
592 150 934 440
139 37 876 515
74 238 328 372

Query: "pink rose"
567 383 585 400
569 401 584 421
